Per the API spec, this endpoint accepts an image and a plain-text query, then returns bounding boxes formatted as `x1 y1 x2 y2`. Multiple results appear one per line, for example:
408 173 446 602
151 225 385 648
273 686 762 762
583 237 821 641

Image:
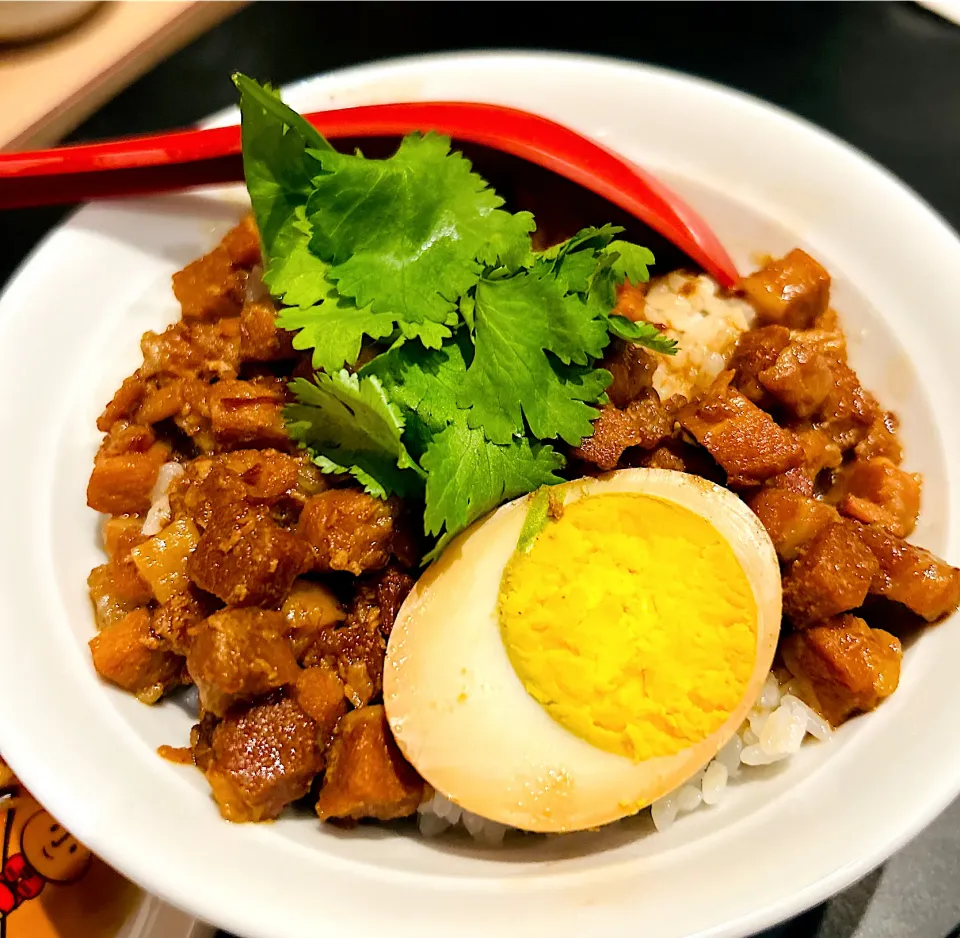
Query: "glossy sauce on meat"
85 220 960 831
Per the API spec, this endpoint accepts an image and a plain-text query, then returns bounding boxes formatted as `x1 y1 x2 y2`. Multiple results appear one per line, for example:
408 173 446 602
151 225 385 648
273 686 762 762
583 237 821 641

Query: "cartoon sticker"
0 760 138 938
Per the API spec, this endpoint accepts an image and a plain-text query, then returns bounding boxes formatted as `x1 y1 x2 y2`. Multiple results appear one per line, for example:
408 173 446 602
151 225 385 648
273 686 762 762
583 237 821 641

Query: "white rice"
417 673 832 842
642 271 755 401
141 461 185 536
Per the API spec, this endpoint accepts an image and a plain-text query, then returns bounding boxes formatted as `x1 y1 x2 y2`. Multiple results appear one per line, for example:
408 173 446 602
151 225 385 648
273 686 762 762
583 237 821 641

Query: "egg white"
384 468 781 833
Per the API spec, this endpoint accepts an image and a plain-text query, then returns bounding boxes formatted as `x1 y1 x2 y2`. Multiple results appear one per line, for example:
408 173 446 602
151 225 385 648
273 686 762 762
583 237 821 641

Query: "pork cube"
758 339 835 418
839 457 921 538
375 566 415 638
294 664 348 753
314 706 423 822
239 298 296 362
218 449 301 503
87 442 168 514
87 564 143 631
678 379 802 486
97 375 146 432
193 693 321 822
186 608 300 716
781 615 901 725
857 524 960 622
782 521 879 626
152 586 215 656
747 489 839 562
103 522 152 605
89 608 183 704
306 615 386 709
281 579 346 661
220 215 262 268
172 246 245 321
208 379 289 449
140 320 241 382
816 363 879 451
187 505 310 607
171 463 248 530
572 390 673 471
855 411 903 464
131 517 201 603
601 340 657 408
730 325 790 403
740 249 831 329
298 490 398 575
136 380 185 426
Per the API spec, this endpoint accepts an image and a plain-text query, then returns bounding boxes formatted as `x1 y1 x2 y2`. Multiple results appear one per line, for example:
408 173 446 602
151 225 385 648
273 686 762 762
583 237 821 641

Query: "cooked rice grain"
643 272 755 401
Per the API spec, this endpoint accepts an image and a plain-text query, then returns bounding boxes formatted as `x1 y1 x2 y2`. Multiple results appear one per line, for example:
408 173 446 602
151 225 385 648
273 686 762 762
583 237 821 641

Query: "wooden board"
0 1 246 151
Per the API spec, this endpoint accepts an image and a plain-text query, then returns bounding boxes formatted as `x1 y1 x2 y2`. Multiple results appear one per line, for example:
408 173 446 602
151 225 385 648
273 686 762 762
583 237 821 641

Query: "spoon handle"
0 100 738 287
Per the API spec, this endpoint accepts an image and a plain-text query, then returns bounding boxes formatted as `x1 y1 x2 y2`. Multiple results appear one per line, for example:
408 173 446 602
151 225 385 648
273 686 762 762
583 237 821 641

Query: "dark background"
3 3 959 937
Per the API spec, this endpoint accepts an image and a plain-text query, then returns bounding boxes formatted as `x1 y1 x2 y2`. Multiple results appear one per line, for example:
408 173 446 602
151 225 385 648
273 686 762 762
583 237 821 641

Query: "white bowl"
1 52 959 938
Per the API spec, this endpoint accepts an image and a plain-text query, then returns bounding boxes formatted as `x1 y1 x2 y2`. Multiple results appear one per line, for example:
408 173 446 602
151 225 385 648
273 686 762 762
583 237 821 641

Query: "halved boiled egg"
384 468 781 833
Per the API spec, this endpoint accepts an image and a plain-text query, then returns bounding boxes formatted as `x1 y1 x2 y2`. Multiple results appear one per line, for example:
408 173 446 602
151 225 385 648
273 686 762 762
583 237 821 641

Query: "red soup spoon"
0 101 738 287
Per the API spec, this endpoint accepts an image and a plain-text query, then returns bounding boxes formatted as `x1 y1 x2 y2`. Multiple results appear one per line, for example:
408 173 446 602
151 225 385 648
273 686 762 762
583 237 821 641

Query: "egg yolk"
498 492 757 762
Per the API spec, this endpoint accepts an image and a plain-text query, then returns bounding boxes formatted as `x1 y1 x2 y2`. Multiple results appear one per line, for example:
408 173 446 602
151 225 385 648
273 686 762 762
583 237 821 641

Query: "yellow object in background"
0 756 139 938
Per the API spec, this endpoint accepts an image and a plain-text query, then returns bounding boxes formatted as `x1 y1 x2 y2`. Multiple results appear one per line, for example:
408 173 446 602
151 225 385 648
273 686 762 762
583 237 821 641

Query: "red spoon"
0 101 738 287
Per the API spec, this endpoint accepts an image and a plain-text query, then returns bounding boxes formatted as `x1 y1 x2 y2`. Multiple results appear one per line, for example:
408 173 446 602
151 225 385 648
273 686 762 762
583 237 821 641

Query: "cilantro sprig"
235 74 677 557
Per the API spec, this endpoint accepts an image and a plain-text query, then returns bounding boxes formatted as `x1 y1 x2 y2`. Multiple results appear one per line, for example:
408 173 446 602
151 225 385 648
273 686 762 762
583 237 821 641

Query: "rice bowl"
0 53 958 938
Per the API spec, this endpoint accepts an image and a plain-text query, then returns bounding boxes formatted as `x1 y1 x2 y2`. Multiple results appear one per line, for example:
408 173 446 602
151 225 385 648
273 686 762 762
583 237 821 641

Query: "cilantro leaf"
361 331 471 453
421 424 564 561
284 371 424 499
608 315 678 354
364 332 565 555
234 74 329 270
278 297 398 374
458 268 612 445
304 133 534 341
605 240 655 285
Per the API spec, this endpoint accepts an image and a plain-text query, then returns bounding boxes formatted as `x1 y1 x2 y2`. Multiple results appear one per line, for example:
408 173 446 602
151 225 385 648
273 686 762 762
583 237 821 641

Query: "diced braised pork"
601 339 657 408
220 215 262 268
781 521 879 626
193 693 321 823
298 490 399 575
186 608 300 716
856 524 960 622
781 614 902 725
855 411 903 464
306 611 386 708
740 249 831 329
102 521 153 605
572 390 674 471
152 586 215 656
87 430 169 515
239 297 296 363
730 325 791 404
187 503 310 607
87 564 143 630
281 579 346 661
293 664 348 756
757 338 835 419
375 566 415 638
172 246 246 321
747 489 839 562
89 608 183 704
314 706 423 822
140 320 241 382
816 363 879 451
207 378 290 450
131 517 201 603
838 457 921 538
678 377 803 486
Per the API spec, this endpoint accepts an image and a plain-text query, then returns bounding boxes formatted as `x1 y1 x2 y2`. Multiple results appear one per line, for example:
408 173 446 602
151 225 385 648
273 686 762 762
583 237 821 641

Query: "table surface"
2 3 958 937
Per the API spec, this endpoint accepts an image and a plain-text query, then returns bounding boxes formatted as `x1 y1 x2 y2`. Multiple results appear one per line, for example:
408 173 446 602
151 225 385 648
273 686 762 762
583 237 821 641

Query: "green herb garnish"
234 74 677 558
